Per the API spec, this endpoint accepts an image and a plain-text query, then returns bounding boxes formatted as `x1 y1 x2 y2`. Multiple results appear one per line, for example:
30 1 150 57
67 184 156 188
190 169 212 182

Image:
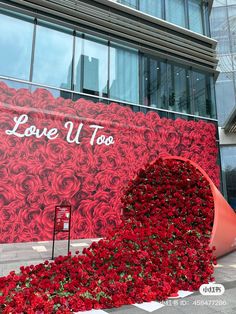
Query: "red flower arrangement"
0 158 216 313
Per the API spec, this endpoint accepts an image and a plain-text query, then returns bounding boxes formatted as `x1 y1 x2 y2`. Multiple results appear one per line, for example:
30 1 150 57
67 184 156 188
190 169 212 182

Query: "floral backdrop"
0 81 219 243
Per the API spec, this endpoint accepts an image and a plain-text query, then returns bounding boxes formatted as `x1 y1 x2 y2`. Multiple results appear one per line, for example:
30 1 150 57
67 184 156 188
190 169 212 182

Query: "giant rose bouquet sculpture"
0 158 216 313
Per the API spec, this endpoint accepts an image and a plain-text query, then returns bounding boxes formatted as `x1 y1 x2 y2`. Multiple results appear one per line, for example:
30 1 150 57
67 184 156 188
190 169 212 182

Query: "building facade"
211 0 236 210
0 0 218 118
0 0 220 243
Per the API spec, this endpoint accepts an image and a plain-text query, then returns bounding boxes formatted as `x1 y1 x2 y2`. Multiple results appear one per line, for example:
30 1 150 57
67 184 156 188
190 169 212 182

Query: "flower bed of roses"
0 158 216 313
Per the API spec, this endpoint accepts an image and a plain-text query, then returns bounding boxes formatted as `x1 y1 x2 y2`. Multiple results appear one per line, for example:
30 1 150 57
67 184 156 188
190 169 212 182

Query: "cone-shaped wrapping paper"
164 156 236 258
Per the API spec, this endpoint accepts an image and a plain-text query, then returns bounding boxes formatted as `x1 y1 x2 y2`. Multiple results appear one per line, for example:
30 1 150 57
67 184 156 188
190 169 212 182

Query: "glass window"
33 21 73 89
191 70 214 117
213 0 227 7
110 43 139 103
167 63 190 113
232 32 236 55
139 0 162 19
165 0 186 28
74 33 83 93
192 70 205 116
166 62 174 109
140 56 167 109
117 0 138 9
188 0 203 34
211 6 231 54
202 1 210 36
75 35 108 97
221 146 236 211
228 6 236 53
215 72 236 125
173 65 190 113
0 10 34 80
227 0 236 5
206 75 216 119
140 56 149 107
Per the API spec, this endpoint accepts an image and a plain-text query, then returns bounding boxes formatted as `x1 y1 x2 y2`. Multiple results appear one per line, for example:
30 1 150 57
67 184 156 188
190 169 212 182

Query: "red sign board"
55 205 71 232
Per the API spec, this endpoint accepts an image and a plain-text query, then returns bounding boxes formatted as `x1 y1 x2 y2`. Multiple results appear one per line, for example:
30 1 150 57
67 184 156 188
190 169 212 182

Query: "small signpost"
52 204 72 260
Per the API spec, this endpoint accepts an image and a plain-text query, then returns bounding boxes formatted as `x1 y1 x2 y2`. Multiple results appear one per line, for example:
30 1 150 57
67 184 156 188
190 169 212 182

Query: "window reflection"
110 44 139 103
74 33 83 93
213 0 227 7
227 6 236 53
188 0 203 34
215 72 236 125
74 34 108 97
140 0 162 19
0 9 216 118
173 66 190 113
33 21 73 89
117 0 138 9
141 56 167 109
0 10 33 80
116 0 206 34
167 63 190 114
191 72 215 118
165 0 186 28
221 147 236 211
84 36 108 96
211 6 231 54
211 4 236 123
206 75 216 119
192 71 207 117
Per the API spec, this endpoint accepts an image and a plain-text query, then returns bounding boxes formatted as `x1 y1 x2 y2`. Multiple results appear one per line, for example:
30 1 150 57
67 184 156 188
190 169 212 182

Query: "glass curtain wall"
211 1 236 126
116 0 207 34
192 71 207 117
117 0 138 9
74 33 83 93
139 0 162 19
74 35 108 97
0 10 34 80
188 0 204 34
110 44 139 103
166 63 190 113
33 21 73 89
173 66 190 114
165 0 186 28
221 147 236 210
191 71 216 118
210 0 236 207
141 57 167 109
0 8 216 118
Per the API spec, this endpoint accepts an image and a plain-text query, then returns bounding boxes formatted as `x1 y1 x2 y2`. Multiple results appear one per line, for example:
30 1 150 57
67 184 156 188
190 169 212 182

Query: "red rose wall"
0 82 220 243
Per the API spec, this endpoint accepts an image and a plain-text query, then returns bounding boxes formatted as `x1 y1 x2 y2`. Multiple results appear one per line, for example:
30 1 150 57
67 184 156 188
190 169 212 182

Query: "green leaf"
80 291 93 299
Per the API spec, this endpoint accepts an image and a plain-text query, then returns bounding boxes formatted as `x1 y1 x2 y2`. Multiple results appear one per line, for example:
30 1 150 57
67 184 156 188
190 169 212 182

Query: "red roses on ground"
0 158 216 313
